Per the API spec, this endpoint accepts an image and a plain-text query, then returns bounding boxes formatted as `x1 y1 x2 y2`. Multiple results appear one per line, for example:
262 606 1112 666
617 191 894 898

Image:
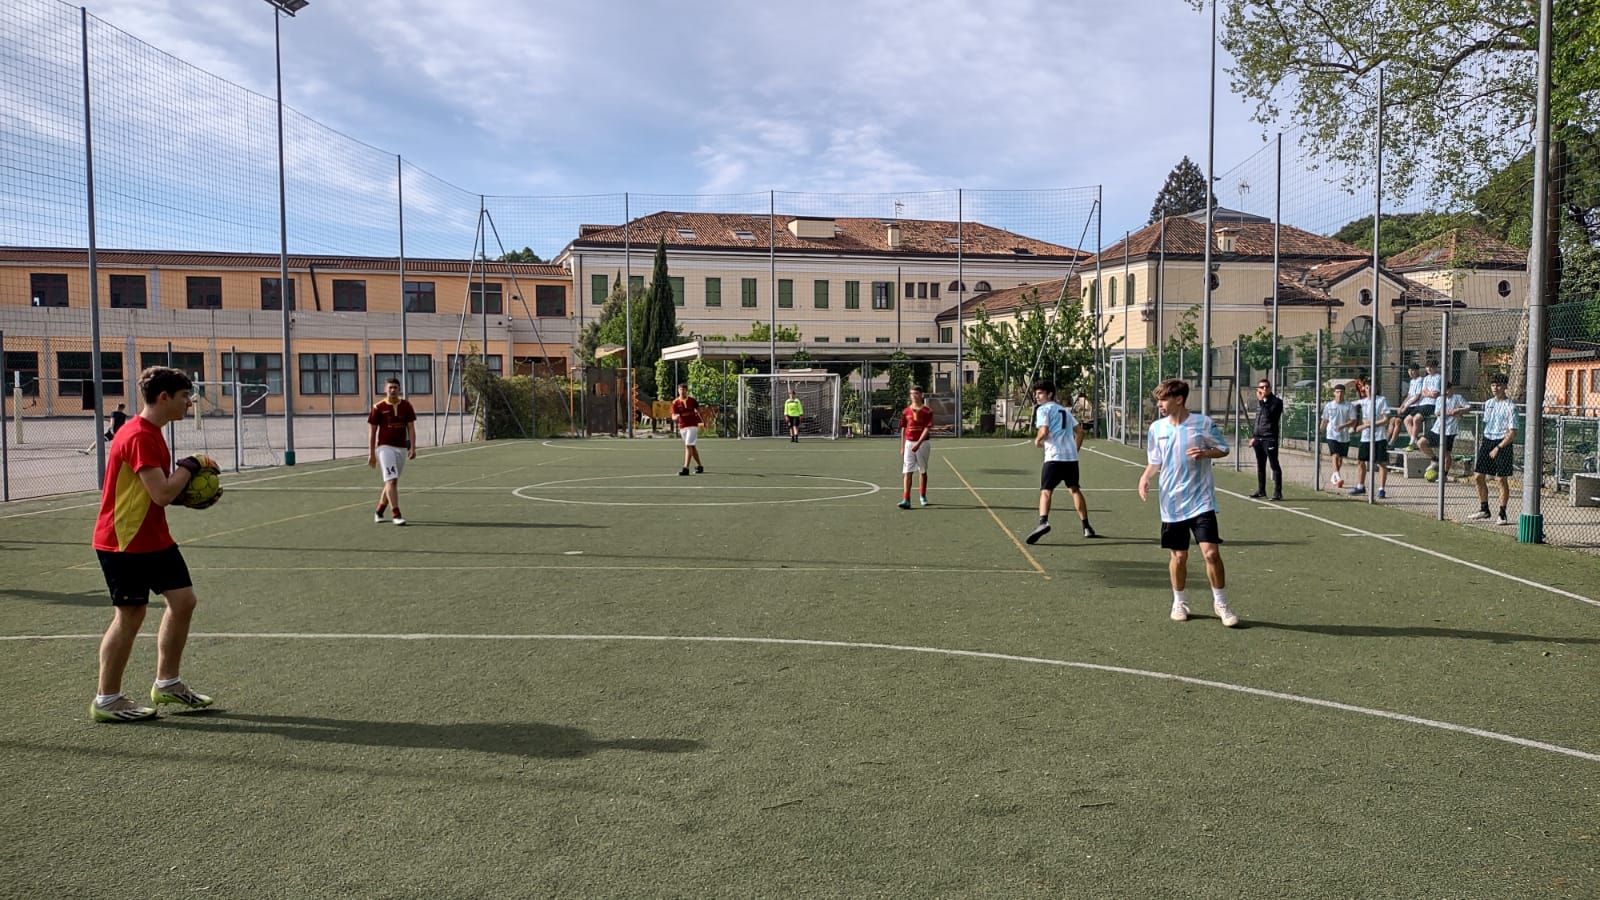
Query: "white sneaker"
374 511 385 524
392 515 407 526
1170 600 1189 622
1467 510 1491 520
1495 513 1510 526
1214 602 1240 628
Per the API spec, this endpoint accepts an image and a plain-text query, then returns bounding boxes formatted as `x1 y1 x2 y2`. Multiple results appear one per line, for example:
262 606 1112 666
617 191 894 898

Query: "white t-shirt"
1355 396 1390 443
1321 400 1357 441
1034 401 1080 463
1430 394 1470 437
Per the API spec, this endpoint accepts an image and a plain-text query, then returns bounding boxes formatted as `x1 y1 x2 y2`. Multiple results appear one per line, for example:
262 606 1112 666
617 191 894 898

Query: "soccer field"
1 437 1596 898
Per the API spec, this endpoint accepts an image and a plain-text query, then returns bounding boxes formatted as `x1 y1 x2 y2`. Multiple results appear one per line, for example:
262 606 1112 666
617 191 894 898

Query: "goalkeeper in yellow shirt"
784 388 804 442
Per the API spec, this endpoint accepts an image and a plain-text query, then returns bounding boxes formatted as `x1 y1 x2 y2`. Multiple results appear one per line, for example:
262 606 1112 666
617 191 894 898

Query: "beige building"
0 248 571 417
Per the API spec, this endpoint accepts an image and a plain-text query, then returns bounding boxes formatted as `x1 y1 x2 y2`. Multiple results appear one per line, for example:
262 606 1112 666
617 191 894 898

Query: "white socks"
154 676 182 689
1212 588 1228 606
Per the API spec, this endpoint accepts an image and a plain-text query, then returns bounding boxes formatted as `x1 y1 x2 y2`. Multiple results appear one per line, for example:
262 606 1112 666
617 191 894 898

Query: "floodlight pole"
81 8 106 485
266 0 306 464
1521 0 1554 543
1200 0 1217 416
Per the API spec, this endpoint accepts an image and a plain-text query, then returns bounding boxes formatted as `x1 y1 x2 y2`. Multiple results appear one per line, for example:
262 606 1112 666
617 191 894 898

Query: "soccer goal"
736 372 842 439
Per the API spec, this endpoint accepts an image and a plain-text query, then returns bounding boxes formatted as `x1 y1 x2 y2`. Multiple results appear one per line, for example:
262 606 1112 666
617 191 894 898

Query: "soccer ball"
1424 466 1439 483
178 463 223 510
1330 471 1344 488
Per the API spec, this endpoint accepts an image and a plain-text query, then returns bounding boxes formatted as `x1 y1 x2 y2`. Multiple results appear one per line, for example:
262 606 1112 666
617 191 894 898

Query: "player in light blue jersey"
1469 374 1519 525
1024 379 1095 544
1138 379 1240 628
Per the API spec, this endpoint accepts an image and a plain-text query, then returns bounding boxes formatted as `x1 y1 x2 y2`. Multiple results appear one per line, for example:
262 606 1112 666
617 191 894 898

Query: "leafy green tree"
733 322 802 342
965 288 1100 401
1149 156 1213 224
1237 324 1294 377
1331 212 1479 259
497 246 544 263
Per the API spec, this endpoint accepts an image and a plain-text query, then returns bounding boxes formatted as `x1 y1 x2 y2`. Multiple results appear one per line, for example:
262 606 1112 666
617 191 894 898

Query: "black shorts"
1401 405 1432 419
1160 510 1222 551
1040 460 1080 491
1325 438 1349 457
785 416 802 427
1431 434 1455 456
1357 439 1389 462
1475 440 1514 478
97 544 192 607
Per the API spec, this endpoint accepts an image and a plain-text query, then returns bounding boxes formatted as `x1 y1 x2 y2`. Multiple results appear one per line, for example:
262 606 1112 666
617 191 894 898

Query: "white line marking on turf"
187 563 1039 576
1082 445 1600 609
1341 533 1405 538
5 631 1593 763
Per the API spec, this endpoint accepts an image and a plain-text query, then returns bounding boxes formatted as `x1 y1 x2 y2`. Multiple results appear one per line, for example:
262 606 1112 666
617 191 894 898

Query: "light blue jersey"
1034 401 1079 463
1146 413 1228 523
1404 376 1424 407
1431 394 1469 437
1482 397 1518 439
1419 373 1442 409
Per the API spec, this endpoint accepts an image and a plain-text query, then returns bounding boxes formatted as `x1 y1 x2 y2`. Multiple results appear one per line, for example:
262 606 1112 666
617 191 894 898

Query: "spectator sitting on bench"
1415 380 1468 479
1391 364 1426 449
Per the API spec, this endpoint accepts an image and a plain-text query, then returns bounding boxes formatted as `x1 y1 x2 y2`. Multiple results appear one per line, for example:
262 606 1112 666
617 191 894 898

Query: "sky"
5 0 1319 259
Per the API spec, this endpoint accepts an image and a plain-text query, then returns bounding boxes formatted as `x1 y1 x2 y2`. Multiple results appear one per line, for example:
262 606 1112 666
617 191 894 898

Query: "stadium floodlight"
264 0 307 462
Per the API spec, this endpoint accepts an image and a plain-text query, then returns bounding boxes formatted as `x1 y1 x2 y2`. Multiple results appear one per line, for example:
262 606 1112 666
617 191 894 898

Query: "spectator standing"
1247 380 1283 500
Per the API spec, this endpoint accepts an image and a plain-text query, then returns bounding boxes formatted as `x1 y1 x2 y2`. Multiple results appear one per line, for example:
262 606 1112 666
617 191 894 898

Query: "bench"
1573 472 1600 508
1386 451 1430 479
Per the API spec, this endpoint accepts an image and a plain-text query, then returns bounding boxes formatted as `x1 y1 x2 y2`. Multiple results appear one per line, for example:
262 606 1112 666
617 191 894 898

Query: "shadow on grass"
173 712 703 758
1083 560 1172 589
1 587 105 607
1246 619 1600 645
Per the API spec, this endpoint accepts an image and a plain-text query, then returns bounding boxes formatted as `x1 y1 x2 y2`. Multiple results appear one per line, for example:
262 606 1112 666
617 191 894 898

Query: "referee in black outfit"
1248 380 1283 500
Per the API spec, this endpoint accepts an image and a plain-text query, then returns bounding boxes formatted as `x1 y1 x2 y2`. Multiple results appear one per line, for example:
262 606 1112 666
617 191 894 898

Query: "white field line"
5 631 1594 764
1083 445 1600 609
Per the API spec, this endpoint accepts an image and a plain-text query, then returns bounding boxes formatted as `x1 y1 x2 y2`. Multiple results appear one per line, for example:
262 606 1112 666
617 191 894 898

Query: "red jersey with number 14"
901 405 934 443
672 396 701 428
368 399 416 448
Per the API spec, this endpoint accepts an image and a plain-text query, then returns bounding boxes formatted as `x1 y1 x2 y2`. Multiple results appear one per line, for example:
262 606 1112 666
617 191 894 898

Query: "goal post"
736 372 842 439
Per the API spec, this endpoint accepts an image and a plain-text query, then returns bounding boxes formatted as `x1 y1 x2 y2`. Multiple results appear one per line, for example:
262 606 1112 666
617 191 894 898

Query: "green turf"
1 437 1596 898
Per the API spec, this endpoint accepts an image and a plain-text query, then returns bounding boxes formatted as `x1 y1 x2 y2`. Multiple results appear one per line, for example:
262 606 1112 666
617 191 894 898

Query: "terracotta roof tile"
1385 228 1527 271
934 277 1080 322
569 212 1087 260
0 247 567 278
1085 216 1368 265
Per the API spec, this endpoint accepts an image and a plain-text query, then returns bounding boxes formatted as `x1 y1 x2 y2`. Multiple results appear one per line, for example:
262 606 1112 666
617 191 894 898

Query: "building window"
904 282 915 299
930 282 939 299
733 229 756 241
872 282 894 310
300 353 359 396
875 337 891 343
56 351 124 397
1498 280 1511 298
333 279 367 312
914 336 931 343
222 352 283 396
668 277 685 307
741 278 758 308
814 336 830 343
261 277 296 311
814 280 829 309
591 273 609 305
844 336 861 343
629 275 644 294
1127 273 1137 305
3 351 40 396
916 282 928 299
948 280 966 293
404 281 436 313
939 327 953 343
778 279 794 309
447 353 500 395
109 275 146 309
469 281 503 315
186 276 222 310
845 281 860 310
375 353 432 396
30 273 68 307
974 280 992 292
1358 288 1373 306
139 351 204 382
705 277 721 307
535 284 567 317
1109 277 1118 307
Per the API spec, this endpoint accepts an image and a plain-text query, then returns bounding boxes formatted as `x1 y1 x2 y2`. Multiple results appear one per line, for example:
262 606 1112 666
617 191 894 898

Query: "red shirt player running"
671 383 705 476
898 385 934 508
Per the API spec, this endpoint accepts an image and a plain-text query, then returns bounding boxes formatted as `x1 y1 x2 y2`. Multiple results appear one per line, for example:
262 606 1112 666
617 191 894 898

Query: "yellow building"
0 248 571 417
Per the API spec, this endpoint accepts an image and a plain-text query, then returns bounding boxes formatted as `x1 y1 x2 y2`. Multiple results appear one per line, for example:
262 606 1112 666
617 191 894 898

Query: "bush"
462 358 576 439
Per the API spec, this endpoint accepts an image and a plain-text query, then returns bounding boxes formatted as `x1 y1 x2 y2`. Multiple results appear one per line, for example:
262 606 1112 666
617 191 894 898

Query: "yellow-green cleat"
90 695 157 723
151 681 214 709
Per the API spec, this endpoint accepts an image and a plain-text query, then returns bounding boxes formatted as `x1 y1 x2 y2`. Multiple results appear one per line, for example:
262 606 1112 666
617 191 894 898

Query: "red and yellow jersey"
368 399 416 448
671 396 701 428
901 405 934 443
92 416 175 553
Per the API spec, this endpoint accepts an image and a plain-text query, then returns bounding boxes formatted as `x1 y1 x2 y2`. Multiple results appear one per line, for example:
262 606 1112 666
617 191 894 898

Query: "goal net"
736 373 842 439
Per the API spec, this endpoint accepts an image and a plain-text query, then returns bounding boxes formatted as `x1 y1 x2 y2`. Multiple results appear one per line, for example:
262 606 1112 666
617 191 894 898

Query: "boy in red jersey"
367 377 417 525
671 383 704 476
90 366 216 722
897 385 934 509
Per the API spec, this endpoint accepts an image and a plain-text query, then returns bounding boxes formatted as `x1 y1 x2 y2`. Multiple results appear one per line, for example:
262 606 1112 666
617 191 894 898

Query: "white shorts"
680 426 699 446
376 445 406 482
902 441 931 474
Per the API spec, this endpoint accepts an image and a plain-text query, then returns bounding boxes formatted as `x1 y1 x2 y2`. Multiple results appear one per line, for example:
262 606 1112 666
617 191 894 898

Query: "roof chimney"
1215 225 1240 254
886 222 902 250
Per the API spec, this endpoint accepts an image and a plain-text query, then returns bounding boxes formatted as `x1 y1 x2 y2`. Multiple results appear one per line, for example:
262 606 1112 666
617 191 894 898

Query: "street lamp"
265 0 306 464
